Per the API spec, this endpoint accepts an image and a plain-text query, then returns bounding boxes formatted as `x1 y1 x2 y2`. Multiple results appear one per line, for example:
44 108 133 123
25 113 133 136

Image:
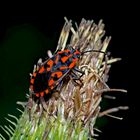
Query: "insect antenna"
81 50 107 55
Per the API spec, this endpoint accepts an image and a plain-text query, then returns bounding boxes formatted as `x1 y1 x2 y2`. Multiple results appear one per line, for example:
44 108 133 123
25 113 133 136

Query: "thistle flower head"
0 17 128 140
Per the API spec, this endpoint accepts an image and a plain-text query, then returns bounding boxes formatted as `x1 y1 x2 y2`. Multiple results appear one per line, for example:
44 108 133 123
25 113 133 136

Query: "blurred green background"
0 19 61 139
0 16 129 140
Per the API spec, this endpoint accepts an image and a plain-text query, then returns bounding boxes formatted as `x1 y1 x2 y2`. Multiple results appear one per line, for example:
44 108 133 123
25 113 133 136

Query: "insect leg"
40 96 48 111
70 71 83 87
56 80 64 92
37 104 43 125
26 92 33 121
73 67 85 78
53 81 65 101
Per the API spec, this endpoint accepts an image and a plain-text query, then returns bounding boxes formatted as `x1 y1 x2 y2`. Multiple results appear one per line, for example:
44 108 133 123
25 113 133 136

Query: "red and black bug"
30 49 80 95
27 45 106 120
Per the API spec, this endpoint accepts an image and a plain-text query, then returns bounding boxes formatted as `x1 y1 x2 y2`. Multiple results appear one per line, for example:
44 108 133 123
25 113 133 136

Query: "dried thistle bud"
0 17 128 140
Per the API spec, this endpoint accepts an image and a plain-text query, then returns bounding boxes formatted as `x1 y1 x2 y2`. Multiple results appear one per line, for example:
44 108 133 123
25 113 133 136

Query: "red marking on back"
40 92 44 97
33 72 37 77
36 93 39 97
39 67 45 73
74 50 81 55
54 55 59 64
73 58 78 62
69 61 76 68
48 79 54 86
45 89 49 94
47 59 54 71
59 66 68 70
58 50 70 54
51 71 63 78
64 50 70 53
61 54 73 63
30 79 34 84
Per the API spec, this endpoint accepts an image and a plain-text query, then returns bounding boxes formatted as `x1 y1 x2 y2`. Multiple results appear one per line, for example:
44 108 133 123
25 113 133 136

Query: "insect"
27 45 106 120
